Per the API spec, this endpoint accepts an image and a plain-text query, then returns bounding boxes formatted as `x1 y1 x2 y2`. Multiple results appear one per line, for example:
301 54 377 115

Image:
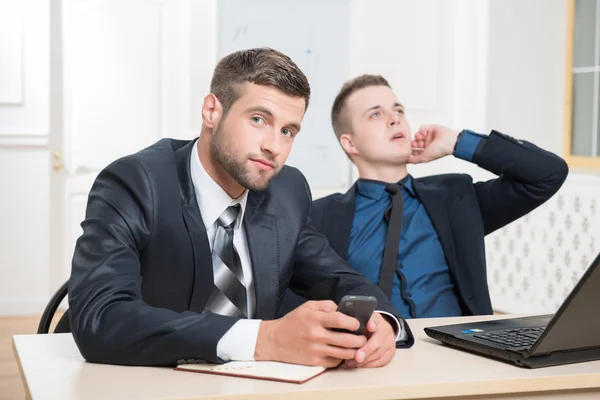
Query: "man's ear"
201 94 223 130
340 133 358 157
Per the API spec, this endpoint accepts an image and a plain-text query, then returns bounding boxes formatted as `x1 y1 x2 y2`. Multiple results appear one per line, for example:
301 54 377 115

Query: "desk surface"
12 315 600 400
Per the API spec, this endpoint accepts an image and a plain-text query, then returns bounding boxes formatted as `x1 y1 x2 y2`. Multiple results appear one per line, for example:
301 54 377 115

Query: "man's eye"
282 128 293 137
370 112 380 118
252 116 265 124
395 109 404 114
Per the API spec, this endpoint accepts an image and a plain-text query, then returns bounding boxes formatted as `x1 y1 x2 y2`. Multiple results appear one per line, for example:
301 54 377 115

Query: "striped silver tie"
204 204 248 318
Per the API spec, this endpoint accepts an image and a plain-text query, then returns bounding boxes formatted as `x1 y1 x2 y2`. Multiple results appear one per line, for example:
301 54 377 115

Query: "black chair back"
37 281 71 334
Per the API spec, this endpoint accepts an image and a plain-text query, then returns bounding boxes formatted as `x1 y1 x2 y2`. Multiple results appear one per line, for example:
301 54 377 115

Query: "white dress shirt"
190 142 404 361
190 142 260 361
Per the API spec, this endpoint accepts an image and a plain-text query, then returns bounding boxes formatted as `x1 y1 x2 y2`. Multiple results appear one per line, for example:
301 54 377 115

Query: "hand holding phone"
255 300 369 368
334 295 377 335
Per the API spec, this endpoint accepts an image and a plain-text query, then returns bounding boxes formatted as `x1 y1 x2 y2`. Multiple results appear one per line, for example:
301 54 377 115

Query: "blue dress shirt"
346 130 486 318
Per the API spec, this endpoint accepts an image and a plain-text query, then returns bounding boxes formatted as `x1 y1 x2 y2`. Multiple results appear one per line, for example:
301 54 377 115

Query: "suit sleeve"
308 197 327 233
470 130 569 235
69 157 239 366
288 172 415 348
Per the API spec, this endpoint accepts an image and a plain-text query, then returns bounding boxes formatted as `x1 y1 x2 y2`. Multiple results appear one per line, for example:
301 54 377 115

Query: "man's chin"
246 181 271 191
241 172 275 191
391 154 411 164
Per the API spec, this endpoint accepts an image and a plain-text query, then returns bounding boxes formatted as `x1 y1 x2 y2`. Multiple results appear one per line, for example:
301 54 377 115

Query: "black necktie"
379 183 404 299
204 205 248 318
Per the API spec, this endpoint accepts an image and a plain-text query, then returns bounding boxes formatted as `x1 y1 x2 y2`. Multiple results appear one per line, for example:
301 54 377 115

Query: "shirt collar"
356 175 415 200
190 139 248 230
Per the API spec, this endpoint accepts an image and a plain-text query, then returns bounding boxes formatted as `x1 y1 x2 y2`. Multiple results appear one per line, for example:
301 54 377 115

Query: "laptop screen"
530 252 600 355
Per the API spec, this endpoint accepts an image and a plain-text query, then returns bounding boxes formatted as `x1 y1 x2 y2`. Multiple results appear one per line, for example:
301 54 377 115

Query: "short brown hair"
210 48 310 115
331 74 391 140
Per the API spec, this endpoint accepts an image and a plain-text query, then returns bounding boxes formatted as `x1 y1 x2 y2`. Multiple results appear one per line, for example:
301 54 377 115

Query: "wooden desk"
12 315 600 400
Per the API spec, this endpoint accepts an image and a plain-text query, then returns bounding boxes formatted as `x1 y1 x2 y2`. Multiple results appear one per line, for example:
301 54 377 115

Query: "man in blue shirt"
280 74 568 329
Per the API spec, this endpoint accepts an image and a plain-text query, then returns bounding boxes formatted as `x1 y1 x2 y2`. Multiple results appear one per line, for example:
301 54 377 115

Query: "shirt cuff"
216 319 262 362
375 310 407 342
453 129 487 162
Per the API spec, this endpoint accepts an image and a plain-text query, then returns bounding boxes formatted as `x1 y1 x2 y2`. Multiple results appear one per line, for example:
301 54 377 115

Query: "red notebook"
175 361 327 384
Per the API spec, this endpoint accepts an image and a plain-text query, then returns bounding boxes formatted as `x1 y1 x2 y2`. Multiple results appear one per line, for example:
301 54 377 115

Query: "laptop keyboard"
473 327 546 348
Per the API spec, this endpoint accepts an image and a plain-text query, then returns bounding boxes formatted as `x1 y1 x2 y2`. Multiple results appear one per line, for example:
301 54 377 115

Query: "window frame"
563 0 600 169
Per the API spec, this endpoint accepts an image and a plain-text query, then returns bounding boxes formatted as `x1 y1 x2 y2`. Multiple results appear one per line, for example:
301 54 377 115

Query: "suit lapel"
174 140 214 312
323 184 357 259
244 191 279 320
412 180 459 278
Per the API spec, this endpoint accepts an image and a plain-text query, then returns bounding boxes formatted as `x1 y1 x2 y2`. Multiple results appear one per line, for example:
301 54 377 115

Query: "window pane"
572 72 595 156
573 0 597 68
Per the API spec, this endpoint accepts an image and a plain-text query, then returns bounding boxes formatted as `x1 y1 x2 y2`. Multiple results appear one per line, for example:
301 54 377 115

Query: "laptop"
424 251 600 368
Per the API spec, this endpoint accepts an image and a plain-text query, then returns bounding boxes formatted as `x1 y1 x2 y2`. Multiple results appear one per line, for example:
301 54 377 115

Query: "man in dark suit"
280 74 568 319
69 50 413 370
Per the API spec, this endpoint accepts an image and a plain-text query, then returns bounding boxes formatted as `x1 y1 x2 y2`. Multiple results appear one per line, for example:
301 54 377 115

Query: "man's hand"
254 300 368 368
409 125 460 164
344 312 396 368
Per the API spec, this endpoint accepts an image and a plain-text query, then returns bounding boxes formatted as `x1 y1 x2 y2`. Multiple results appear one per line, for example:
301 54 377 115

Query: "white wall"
54 0 201 288
323 0 491 195
0 147 50 315
0 0 215 316
484 0 600 313
0 0 52 315
486 0 566 154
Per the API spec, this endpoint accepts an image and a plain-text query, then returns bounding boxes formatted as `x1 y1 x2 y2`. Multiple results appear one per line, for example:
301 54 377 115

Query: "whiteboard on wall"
218 0 352 189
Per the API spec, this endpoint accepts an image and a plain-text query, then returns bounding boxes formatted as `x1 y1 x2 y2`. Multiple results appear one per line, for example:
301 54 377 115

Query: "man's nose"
389 113 402 127
261 130 282 156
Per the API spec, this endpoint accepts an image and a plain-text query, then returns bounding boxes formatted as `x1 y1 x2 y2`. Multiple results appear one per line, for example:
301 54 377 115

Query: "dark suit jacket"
279 131 568 316
68 139 412 367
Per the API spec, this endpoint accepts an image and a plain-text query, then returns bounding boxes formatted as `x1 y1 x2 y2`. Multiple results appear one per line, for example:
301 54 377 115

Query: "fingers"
323 356 344 369
412 133 426 143
306 312 367 348
306 343 361 368
412 136 426 148
412 128 428 153
313 343 357 361
408 153 427 164
357 344 383 364
411 145 425 153
307 323 367 349
320 311 360 332
345 344 395 368
328 331 367 349
359 333 391 365
416 125 436 147
360 347 396 368
304 354 344 368
418 125 434 134
366 313 380 333
366 321 376 333
303 300 337 313
415 126 431 140
354 315 395 366
355 329 384 363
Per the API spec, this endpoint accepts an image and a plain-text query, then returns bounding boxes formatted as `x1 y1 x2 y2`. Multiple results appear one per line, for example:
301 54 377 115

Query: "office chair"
37 281 71 334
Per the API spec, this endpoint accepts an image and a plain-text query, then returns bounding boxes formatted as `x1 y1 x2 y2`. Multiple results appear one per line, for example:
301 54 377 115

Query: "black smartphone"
334 295 377 335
